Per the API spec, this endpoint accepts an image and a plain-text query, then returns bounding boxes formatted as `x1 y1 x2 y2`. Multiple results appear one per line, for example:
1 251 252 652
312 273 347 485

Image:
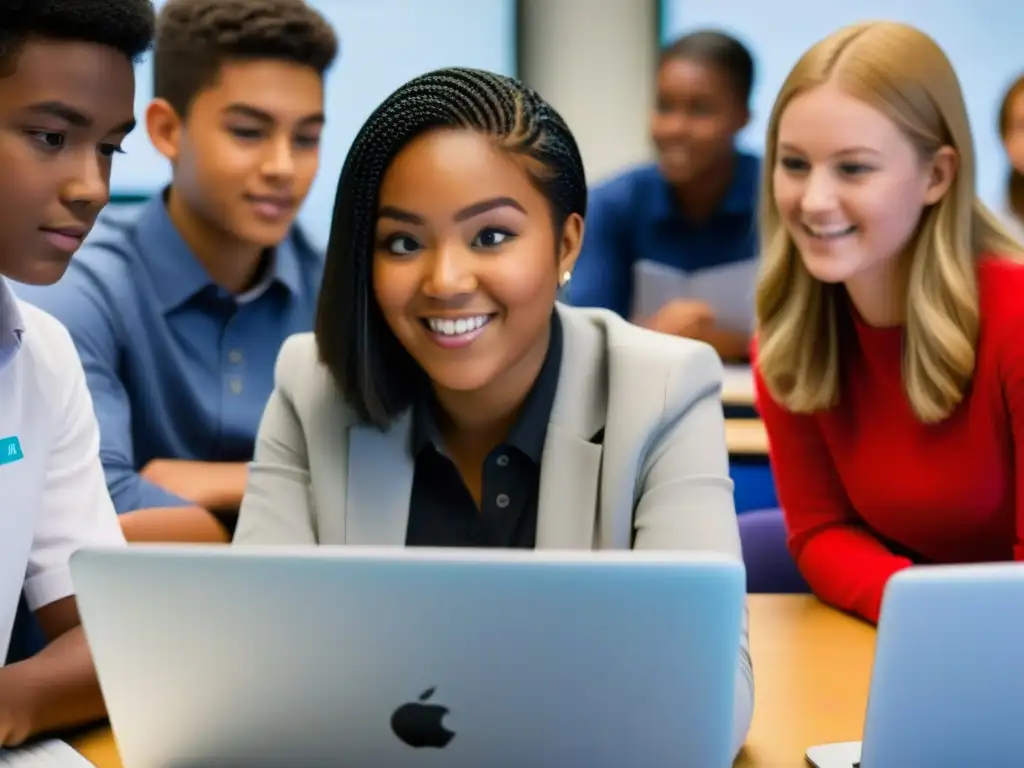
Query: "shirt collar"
0 276 26 370
652 151 759 223
412 310 564 463
136 189 305 313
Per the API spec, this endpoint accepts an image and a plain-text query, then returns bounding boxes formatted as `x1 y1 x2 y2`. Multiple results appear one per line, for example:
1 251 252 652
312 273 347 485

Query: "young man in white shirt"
0 0 155 746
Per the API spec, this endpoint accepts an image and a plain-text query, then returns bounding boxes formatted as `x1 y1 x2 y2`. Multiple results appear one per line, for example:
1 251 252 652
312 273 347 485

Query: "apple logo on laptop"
390 686 455 749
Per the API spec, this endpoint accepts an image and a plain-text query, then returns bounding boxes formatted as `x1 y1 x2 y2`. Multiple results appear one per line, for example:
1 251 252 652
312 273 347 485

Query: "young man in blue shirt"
0 0 154 745
570 31 758 361
17 0 338 542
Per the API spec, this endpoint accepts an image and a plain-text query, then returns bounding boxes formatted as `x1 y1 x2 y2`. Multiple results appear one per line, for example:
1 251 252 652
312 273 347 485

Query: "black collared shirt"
405 312 563 549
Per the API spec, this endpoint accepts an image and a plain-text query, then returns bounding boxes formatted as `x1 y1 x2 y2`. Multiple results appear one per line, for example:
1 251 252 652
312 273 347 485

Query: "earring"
559 270 572 287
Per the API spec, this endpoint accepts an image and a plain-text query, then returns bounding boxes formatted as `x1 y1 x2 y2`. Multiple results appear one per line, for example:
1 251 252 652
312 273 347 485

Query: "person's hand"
0 666 38 747
640 299 716 339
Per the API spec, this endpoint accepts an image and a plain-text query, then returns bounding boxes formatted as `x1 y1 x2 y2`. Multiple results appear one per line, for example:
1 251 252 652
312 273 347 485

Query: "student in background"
753 21 1024 625
0 0 154 745
998 74 1024 241
569 31 758 361
16 0 338 543
233 68 753 757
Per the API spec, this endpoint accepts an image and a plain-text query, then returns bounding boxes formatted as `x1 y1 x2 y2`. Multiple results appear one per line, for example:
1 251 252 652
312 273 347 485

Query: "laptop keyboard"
0 740 93 766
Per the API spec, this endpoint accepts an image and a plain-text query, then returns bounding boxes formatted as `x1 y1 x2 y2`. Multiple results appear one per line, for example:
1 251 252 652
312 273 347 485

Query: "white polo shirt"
0 277 124 661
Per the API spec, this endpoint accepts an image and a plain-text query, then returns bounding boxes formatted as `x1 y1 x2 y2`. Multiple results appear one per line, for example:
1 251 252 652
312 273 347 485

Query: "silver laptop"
806 563 1024 768
71 545 745 768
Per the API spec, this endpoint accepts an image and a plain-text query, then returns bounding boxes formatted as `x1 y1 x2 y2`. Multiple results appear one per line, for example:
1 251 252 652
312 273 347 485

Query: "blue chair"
738 508 809 593
731 461 778 513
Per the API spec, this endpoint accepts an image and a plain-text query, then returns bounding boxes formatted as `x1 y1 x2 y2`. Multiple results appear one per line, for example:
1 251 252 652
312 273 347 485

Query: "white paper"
721 364 755 404
0 740 93 766
805 740 863 768
631 258 757 332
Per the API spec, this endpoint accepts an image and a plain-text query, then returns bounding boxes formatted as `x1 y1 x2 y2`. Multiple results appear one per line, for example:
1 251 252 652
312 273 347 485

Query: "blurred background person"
569 30 758 362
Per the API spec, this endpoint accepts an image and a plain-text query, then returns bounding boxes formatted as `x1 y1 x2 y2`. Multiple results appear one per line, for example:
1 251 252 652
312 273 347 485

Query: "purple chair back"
738 508 809 593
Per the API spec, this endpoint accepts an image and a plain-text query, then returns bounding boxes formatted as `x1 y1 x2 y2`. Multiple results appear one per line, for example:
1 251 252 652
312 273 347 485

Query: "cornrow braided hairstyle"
315 67 587 429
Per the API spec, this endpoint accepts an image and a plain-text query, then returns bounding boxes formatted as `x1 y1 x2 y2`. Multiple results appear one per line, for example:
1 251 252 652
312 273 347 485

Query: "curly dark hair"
315 66 587 429
0 0 155 75
661 30 755 106
154 0 338 115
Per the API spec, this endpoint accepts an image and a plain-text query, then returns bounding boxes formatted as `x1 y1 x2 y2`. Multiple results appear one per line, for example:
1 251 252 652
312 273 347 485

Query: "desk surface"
71 595 874 768
736 596 875 767
722 364 755 406
726 418 768 456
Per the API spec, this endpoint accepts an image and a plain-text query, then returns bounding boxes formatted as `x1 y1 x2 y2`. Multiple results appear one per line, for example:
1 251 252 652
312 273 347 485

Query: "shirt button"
228 350 243 364
495 493 510 509
496 454 510 467
229 378 243 395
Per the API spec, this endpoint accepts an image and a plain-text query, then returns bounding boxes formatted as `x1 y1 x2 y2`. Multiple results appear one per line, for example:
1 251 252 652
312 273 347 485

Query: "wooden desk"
726 418 768 456
722 364 755 407
71 596 874 768
737 596 875 767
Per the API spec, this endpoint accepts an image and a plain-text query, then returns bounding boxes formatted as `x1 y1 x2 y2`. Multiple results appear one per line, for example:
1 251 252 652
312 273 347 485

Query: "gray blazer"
235 304 753 755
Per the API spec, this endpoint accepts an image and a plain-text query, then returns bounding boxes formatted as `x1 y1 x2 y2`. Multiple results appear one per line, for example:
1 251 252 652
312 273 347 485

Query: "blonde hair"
756 21 1024 424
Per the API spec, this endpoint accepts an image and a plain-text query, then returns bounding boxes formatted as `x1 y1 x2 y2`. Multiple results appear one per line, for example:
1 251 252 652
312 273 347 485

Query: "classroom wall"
521 0 1024 203
112 0 519 248
519 0 659 185
112 1 663 208
660 0 1024 209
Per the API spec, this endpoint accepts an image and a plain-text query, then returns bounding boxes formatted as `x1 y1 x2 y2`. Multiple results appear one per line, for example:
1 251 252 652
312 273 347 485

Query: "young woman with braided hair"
235 67 752 759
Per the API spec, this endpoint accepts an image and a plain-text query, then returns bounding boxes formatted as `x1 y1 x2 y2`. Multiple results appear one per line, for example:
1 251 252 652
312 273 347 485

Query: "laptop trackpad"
805 741 863 767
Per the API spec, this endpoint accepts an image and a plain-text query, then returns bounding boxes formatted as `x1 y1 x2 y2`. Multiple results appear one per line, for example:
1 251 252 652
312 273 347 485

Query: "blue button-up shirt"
14 194 324 514
570 152 760 322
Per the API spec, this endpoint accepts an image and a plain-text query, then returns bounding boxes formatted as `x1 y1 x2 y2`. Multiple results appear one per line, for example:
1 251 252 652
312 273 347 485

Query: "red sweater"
753 257 1024 624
